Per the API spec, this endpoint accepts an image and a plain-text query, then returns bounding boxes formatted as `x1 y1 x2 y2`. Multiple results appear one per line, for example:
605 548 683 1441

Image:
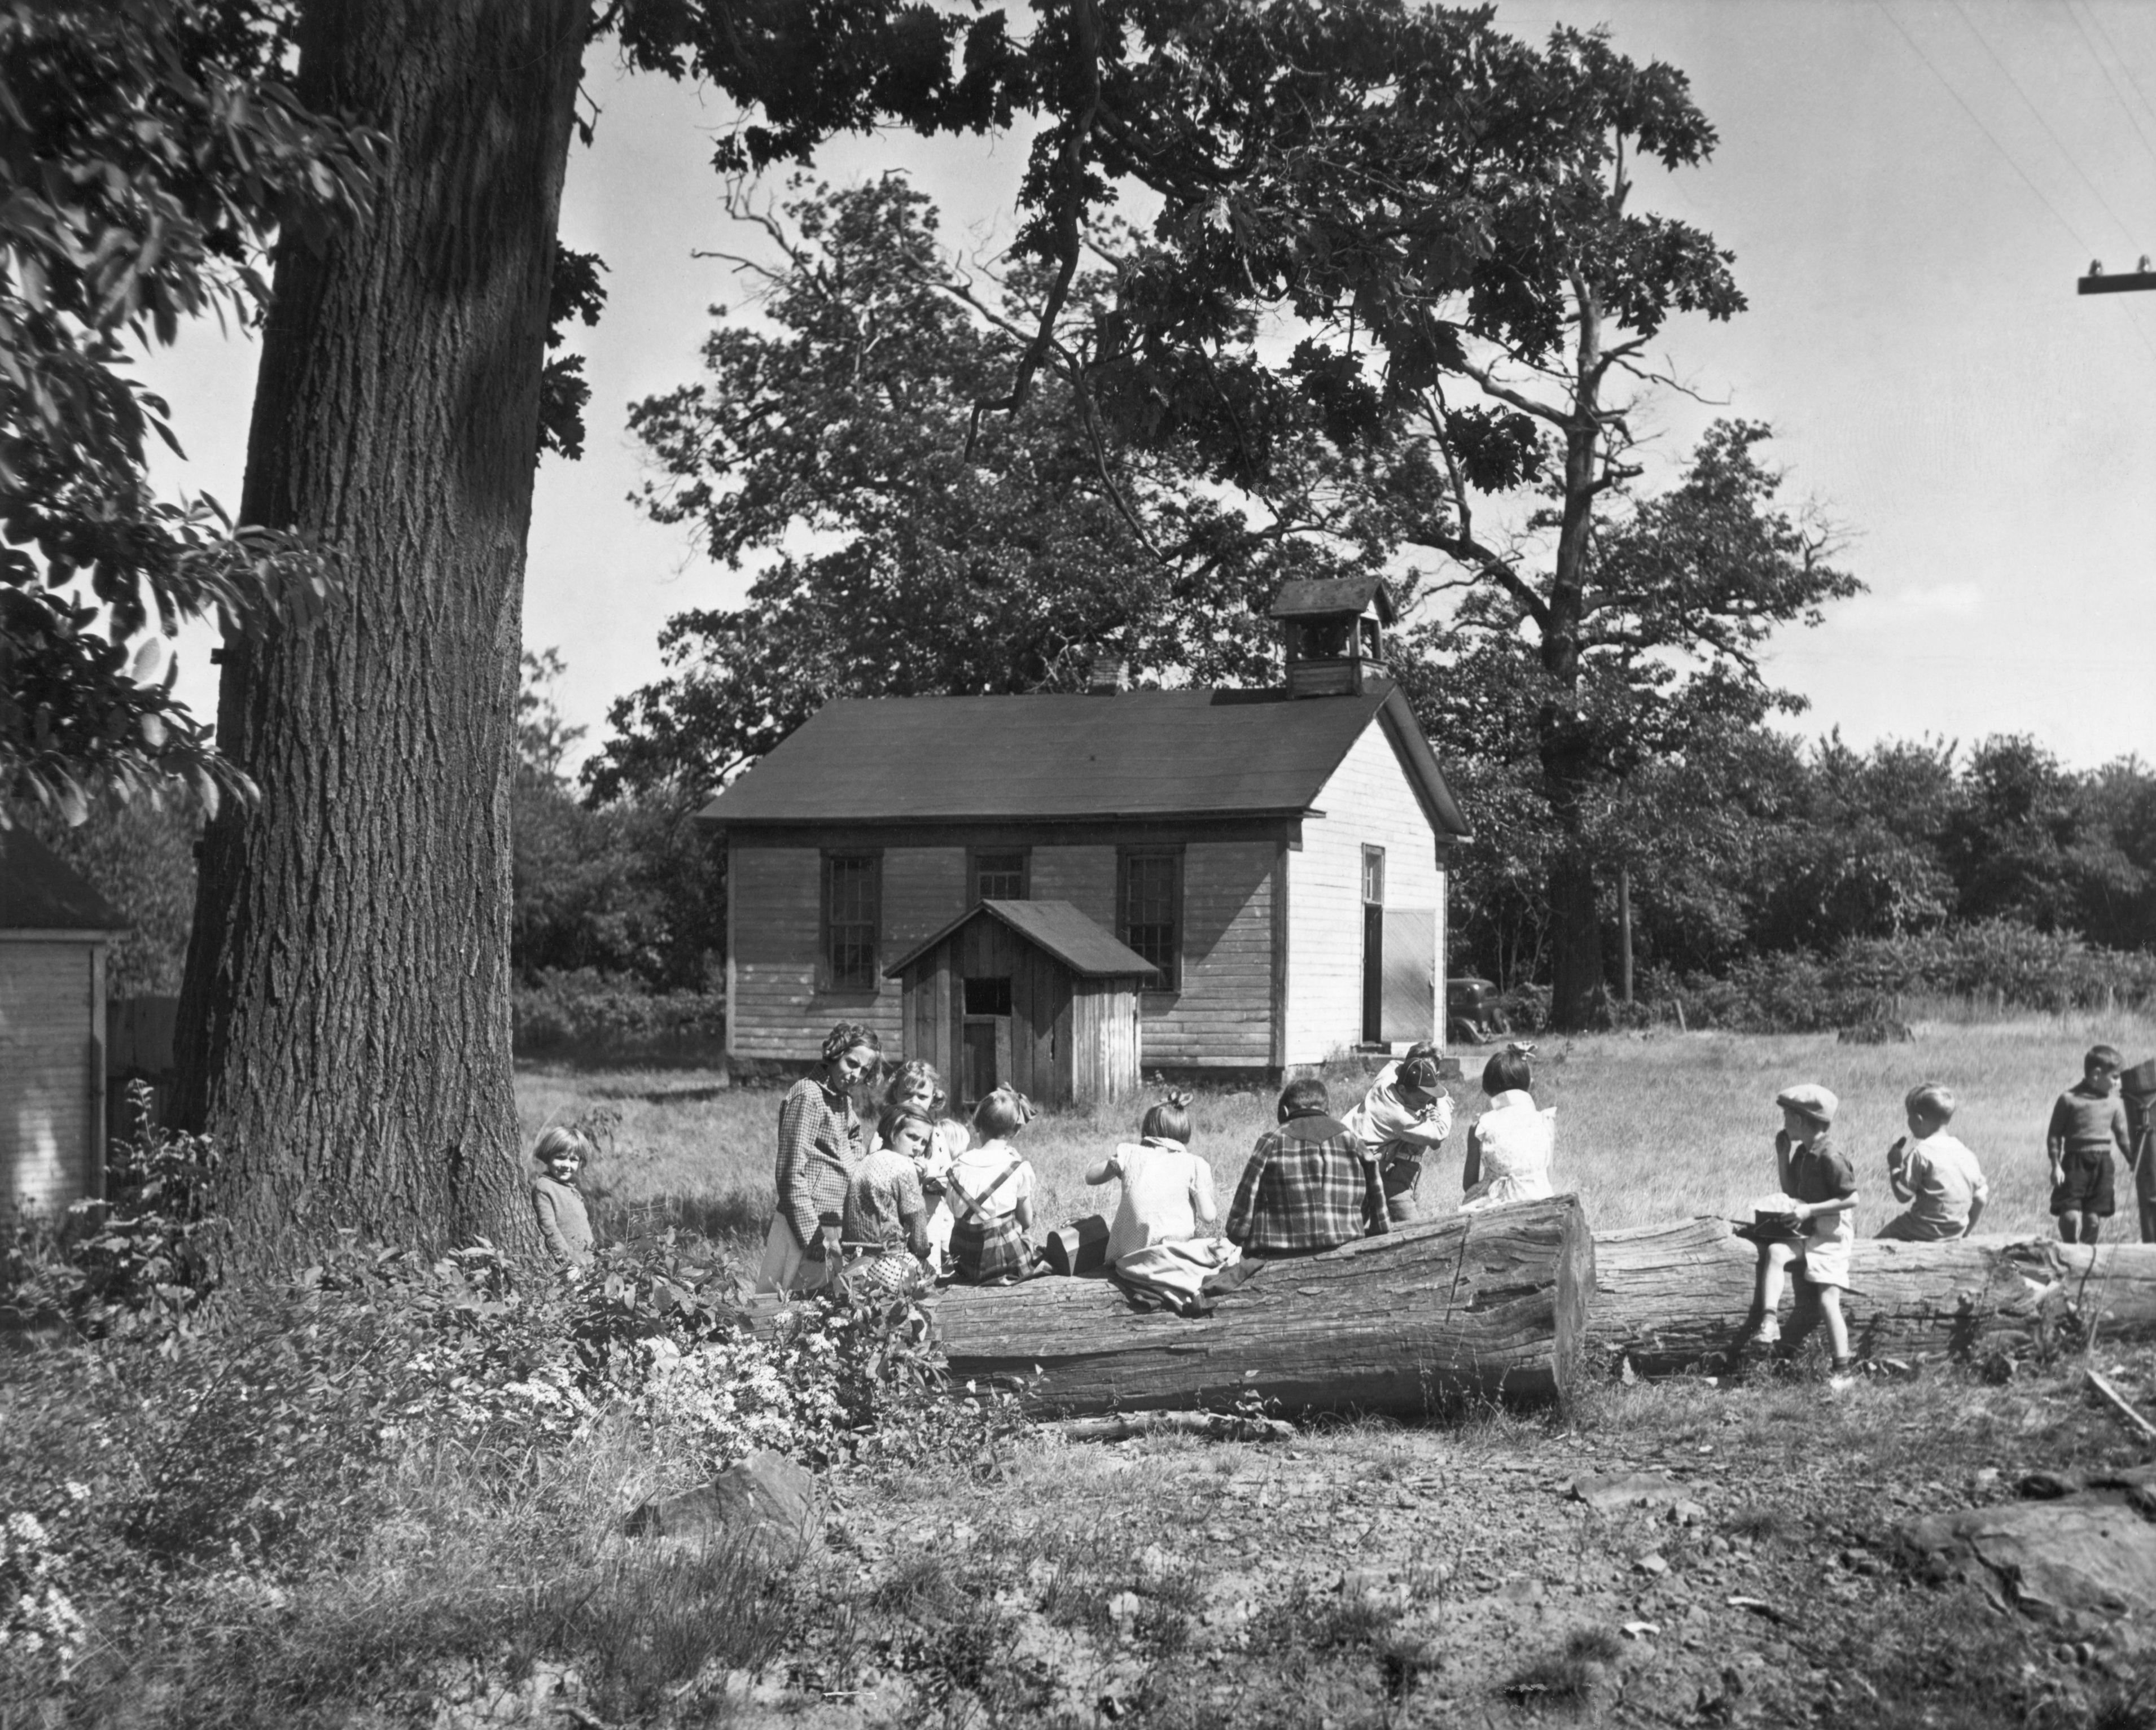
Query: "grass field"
519 1004 2156 1261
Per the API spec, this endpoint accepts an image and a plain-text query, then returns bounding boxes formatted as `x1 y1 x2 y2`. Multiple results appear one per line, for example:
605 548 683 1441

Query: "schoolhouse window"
1119 848 1181 991
822 852 880 992
1362 846 1386 905
972 849 1027 903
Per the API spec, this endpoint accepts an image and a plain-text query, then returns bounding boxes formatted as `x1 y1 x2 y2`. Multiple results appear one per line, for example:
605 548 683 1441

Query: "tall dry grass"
521 1007 2156 1252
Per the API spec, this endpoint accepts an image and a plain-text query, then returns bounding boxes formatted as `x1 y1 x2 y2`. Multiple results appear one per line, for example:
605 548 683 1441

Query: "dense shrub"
512 968 725 1061
1646 919 2156 1032
1 1082 222 1335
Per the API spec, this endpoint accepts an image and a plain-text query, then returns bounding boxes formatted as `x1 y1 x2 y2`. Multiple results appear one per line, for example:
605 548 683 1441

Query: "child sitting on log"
1878 1083 1989 1241
1085 1089 1220 1265
1343 1044 1453 1223
881 1059 967 1273
1459 1044 1556 1213
945 1087 1039 1284
1739 1083 1858 1387
841 1103 936 1294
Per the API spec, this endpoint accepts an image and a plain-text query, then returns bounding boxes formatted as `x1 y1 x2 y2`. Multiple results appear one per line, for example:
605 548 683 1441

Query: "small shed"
883 899 1156 1108
1 828 126 1224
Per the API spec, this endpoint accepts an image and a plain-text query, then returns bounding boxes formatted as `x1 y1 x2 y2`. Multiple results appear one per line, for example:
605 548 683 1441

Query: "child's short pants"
2051 1149 2116 1217
1792 1230 1851 1290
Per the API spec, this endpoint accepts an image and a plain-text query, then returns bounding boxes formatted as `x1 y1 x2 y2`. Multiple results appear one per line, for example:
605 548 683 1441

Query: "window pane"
964 976 1013 1016
827 855 877 989
1125 854 1177 979
1362 847 1386 905
975 851 1026 901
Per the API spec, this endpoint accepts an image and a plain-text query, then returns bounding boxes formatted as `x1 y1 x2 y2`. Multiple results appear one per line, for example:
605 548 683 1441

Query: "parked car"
1447 976 1504 1044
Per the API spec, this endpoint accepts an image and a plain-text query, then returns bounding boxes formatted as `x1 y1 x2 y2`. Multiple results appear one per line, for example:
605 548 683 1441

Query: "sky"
142 0 2156 775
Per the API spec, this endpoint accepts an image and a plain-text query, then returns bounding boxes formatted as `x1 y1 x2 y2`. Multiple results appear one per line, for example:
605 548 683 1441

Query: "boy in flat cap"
1740 1082 1860 1386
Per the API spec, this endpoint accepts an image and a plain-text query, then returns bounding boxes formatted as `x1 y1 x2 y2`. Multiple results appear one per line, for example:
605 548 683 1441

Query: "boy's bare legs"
1746 1241 1799 1342
2059 1211 2100 1244
1817 1287 1850 1362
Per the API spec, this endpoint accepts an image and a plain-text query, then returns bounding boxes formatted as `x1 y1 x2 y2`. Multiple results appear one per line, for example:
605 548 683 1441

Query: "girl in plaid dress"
946 1088 1038 1284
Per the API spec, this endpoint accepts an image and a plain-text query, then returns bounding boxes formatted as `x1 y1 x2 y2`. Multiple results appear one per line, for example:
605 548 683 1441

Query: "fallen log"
1589 1219 2156 1376
927 1194 1592 1417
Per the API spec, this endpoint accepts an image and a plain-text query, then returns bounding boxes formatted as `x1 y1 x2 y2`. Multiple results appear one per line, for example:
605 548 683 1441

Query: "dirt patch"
707 1361 2156 1728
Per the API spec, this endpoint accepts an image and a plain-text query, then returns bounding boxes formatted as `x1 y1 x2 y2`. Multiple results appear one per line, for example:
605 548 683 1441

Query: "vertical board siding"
1073 980 1142 1101
1142 840 1274 1067
1285 721 1448 1066
731 844 964 1062
1 941 99 1223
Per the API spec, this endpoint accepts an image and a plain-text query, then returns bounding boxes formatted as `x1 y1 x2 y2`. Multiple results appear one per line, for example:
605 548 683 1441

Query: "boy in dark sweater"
2049 1045 2134 1245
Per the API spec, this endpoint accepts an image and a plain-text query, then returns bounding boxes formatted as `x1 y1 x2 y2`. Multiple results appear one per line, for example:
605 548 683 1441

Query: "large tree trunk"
926 1196 1594 1416
172 0 586 1261
1590 1218 2156 1374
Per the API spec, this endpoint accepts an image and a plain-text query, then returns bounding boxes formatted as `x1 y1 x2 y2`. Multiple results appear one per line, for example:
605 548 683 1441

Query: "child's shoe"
1826 1355 1857 1394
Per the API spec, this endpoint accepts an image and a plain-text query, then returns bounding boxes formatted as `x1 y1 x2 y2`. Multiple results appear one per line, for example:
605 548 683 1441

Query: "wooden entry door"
961 1020 998 1105
1360 846 1386 1044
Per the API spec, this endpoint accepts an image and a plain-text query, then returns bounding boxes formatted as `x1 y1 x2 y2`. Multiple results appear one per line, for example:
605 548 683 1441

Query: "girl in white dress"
1085 1090 1220 1265
1460 1043 1557 1213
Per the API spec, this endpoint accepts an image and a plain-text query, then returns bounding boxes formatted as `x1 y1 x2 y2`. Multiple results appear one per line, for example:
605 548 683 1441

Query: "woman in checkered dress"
945 1087 1039 1284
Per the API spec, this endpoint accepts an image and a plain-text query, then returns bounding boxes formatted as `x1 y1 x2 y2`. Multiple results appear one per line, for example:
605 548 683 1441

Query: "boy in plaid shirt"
1226 1078 1388 1258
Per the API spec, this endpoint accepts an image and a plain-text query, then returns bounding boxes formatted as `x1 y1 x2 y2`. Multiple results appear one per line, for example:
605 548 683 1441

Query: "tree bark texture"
173 0 586 1260
1590 1218 2156 1375
1539 282 1608 1033
927 1195 1594 1417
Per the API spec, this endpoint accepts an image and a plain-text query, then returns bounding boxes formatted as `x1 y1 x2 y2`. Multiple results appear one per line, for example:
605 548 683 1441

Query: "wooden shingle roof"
1268 576 1395 625
0 829 126 932
883 900 1159 980
700 685 1470 838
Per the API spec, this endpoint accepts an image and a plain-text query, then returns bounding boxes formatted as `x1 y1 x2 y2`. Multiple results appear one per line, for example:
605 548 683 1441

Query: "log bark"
172 0 586 1260
1589 1218 2156 1375
928 1194 1593 1417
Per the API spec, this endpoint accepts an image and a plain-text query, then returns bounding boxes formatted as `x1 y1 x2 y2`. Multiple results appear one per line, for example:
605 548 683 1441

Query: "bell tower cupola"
1269 577 1397 698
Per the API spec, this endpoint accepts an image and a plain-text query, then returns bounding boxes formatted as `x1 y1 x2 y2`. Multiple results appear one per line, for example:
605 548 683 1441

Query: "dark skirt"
950 1213 1031 1284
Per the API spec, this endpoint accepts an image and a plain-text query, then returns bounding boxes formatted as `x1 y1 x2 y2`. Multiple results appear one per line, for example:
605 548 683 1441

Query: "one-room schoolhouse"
700 579 1472 1097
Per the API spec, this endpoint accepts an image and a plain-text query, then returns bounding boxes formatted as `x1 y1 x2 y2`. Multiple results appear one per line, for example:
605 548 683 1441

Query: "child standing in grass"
531 1126 596 1271
1086 1090 1220 1264
2049 1045 2135 1245
945 1088 1038 1284
1458 1044 1556 1213
1740 1083 1859 1386
1878 1083 1988 1241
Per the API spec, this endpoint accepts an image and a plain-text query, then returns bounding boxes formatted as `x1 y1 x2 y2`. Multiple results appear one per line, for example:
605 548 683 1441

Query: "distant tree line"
1433 716 2156 1015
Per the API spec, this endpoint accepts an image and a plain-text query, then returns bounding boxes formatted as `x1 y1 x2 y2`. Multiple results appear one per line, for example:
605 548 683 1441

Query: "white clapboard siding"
1 940 101 1222
1284 721 1447 1066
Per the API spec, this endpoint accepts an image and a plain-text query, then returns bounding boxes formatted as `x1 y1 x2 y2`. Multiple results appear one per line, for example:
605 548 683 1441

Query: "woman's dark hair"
1277 1076 1329 1118
821 1022 882 1065
1140 1089 1194 1145
878 1102 936 1149
1481 1048 1533 1096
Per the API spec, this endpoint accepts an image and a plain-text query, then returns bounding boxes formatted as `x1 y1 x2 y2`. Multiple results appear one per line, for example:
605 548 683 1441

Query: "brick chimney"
1088 647 1130 694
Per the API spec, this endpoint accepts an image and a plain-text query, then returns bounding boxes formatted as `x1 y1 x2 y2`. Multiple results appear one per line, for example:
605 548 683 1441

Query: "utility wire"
2078 0 2156 139
1870 0 2098 257
2066 0 2156 178
1948 0 2146 252
1873 0 2156 365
